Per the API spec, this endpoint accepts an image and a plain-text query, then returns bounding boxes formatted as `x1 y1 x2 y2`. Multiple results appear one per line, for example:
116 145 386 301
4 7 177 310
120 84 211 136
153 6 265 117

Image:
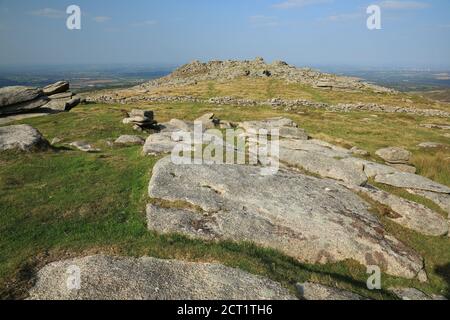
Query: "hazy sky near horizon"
0 0 449 68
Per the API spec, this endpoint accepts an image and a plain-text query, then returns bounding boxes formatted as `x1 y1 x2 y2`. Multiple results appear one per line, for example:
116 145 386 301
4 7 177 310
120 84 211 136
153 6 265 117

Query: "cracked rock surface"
147 157 426 280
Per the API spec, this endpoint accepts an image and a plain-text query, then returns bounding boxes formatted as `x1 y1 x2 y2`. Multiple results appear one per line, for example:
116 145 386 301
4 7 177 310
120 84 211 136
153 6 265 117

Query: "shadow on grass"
435 263 450 298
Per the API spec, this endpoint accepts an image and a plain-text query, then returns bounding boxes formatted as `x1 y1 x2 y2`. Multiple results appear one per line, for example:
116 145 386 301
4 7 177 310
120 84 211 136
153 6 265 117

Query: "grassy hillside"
1 102 449 299
132 78 450 111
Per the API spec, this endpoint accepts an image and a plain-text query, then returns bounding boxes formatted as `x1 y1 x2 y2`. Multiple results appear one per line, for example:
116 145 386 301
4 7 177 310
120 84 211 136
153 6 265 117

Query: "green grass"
0 102 449 299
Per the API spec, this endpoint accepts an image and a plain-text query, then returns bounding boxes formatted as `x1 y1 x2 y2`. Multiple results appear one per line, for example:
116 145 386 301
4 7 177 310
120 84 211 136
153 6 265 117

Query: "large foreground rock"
375 172 450 194
28 255 295 300
0 125 50 151
0 86 43 108
147 157 426 280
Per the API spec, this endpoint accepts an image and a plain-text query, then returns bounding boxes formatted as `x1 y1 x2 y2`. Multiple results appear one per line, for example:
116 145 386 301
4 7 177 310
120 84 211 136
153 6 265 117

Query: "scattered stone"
350 146 370 156
70 141 100 153
122 109 157 131
195 113 217 130
375 172 450 194
389 287 447 301
28 255 296 300
169 119 193 132
43 81 70 96
350 185 448 236
388 163 417 174
421 124 450 130
418 142 447 149
296 282 366 300
129 109 154 119
375 147 411 164
143 132 180 155
0 124 50 152
147 157 426 280
114 135 145 146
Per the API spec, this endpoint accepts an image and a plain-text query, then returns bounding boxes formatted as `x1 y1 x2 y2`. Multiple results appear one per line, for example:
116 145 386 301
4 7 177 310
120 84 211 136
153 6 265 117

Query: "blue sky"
0 0 449 68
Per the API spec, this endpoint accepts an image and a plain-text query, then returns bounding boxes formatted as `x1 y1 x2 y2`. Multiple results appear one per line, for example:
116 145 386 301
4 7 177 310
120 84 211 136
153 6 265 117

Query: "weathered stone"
147 157 425 280
43 96 80 112
376 147 411 164
280 139 351 158
66 97 80 111
129 109 154 119
114 135 145 146
239 117 298 132
0 96 49 115
418 142 447 149
375 172 450 194
70 141 100 153
296 282 366 300
0 124 50 152
388 164 417 174
48 92 73 100
43 81 69 96
280 149 367 186
389 288 447 301
406 189 450 214
350 185 448 236
0 86 43 108
278 127 309 140
168 119 193 132
143 132 180 155
28 255 296 300
350 146 370 156
195 113 216 130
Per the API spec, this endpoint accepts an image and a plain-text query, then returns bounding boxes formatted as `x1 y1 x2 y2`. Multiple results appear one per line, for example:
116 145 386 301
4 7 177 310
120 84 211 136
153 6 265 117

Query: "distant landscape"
2 64 450 97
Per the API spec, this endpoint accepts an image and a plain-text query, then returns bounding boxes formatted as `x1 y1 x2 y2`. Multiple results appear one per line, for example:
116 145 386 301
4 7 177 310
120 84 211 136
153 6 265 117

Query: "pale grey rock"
376 147 411 164
239 117 298 132
123 116 153 125
70 141 100 153
388 163 417 174
28 255 296 300
168 119 193 132
418 142 447 149
0 124 50 151
0 86 43 108
51 137 62 145
114 135 145 146
280 139 351 158
147 157 426 280
278 127 309 140
48 92 73 100
350 146 370 156
389 287 447 301
43 81 69 96
65 97 80 111
129 109 154 119
195 113 217 129
406 189 450 214
43 96 80 112
350 185 448 236
420 124 450 130
279 149 367 186
143 132 179 155
375 172 450 194
296 282 366 300
0 96 49 115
